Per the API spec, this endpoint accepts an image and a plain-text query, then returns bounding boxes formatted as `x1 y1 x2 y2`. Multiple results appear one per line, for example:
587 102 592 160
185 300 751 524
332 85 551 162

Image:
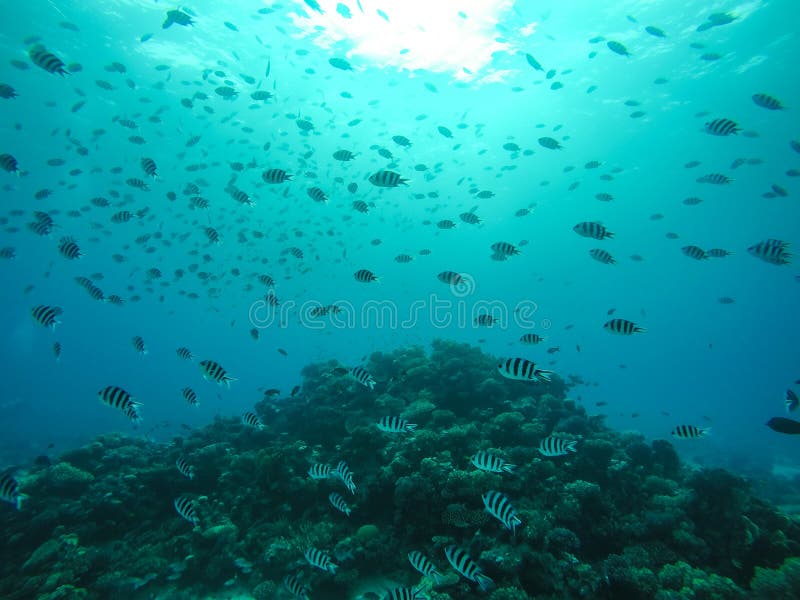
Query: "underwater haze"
1 1 799 599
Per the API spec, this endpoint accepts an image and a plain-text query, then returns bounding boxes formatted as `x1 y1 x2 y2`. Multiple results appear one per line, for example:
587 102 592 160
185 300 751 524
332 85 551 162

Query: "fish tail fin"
567 441 578 452
701 427 712 437
503 464 516 473
536 369 553 382
15 494 27 510
476 573 494 592
406 424 418 432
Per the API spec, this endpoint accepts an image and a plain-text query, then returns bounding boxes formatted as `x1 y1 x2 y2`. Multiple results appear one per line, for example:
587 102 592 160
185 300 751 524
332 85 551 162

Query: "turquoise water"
2 0 797 469
0 1 799 597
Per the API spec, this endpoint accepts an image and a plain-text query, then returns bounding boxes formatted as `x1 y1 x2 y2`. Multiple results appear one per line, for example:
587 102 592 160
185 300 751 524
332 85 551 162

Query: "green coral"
750 557 800 599
1 340 799 599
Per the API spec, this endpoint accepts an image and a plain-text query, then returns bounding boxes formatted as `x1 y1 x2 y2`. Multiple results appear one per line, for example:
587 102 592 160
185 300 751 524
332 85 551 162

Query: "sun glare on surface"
288 0 519 81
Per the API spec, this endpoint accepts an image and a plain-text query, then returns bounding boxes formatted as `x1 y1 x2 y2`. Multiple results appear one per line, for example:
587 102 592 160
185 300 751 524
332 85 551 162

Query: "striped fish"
696 173 732 184
353 200 370 213
672 425 710 439
98 385 142 423
31 305 62 330
126 177 149 191
491 241 520 257
0 472 23 510
377 416 417 433
182 387 198 406
56 237 82 259
603 318 645 335
53 341 62 361
176 457 195 479
748 239 791 265
205 226 221 244
573 221 614 239
704 118 740 136
307 187 328 203
482 490 522 534
140 157 158 178
176 347 193 360
752 93 784 110
328 492 351 516
437 270 464 285
190 196 210 209
283 574 310 600
262 168 292 183
589 248 616 264
394 253 413 263
460 211 482 224
520 333 545 345
384 587 426 600
471 450 515 474
29 45 68 75
497 357 552 382
29 216 55 236
242 411 264 429
682 245 708 260
228 187 254 206
308 463 334 480
333 149 356 161
304 547 337 574
111 210 134 223
174 496 199 525
350 366 376 390
444 546 493 591
475 314 497 326
707 248 732 258
132 335 147 354
538 436 578 457
199 360 235 386
369 170 408 187
354 269 378 282
407 550 442 583
0 153 19 173
335 460 356 494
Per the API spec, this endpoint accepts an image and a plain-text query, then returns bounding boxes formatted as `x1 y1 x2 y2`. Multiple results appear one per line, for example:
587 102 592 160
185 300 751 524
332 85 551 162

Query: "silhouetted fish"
766 417 800 434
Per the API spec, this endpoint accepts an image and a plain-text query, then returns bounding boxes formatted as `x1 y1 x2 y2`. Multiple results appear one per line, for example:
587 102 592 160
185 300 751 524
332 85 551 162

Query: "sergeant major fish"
350 366 375 389
199 360 235 386
497 357 552 382
538 436 577 456
304 547 337 574
471 450 515 473
445 546 493 591
482 490 522 534
377 416 417 433
98 385 142 423
173 496 198 525
408 550 442 583
0 472 24 509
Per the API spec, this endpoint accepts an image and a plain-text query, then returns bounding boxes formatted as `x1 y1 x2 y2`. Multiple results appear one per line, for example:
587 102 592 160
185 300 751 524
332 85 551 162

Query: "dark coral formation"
1 340 799 599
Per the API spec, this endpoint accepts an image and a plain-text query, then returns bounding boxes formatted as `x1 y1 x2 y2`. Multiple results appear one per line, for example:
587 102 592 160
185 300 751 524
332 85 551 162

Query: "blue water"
0 0 798 477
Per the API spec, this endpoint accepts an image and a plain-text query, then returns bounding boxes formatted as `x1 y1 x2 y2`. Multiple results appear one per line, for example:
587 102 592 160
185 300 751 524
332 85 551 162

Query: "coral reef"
1 341 798 599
